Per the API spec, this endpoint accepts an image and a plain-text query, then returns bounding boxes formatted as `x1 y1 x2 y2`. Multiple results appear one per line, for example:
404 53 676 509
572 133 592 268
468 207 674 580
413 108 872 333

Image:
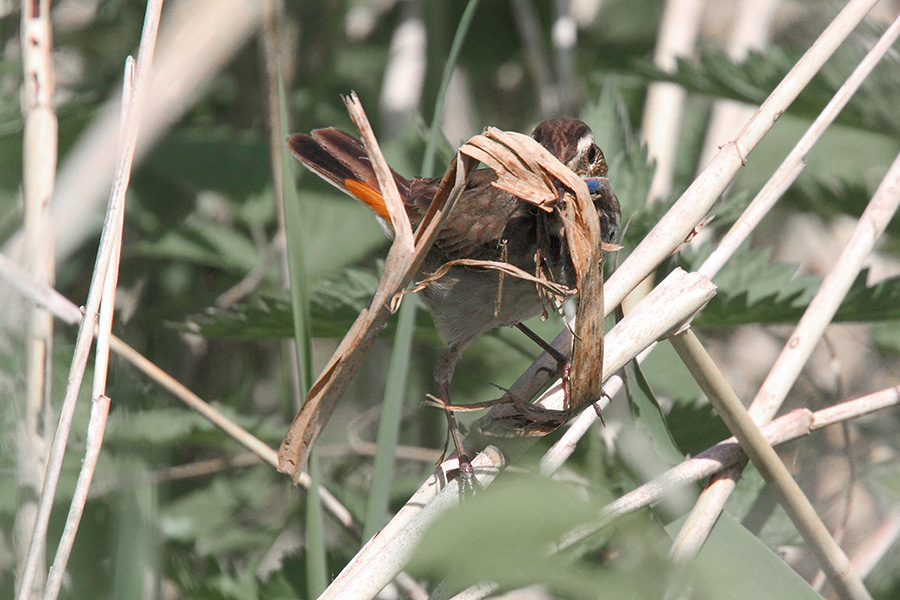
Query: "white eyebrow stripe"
571 134 596 168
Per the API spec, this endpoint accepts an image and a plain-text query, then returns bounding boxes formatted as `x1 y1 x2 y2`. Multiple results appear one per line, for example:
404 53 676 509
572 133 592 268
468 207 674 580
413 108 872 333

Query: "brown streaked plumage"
288 118 620 468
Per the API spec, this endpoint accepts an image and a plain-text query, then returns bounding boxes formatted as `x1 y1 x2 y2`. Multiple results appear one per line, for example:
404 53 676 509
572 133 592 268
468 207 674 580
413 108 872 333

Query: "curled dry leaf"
279 114 609 481
277 95 477 483
460 133 558 211
459 128 606 422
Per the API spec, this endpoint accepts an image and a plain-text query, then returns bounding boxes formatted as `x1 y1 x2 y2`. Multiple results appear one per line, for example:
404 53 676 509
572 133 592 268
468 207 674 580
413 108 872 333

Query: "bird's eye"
586 145 598 163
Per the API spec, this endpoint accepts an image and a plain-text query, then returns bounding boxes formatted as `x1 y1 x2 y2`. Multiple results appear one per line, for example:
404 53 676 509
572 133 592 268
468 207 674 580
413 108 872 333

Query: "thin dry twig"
17 0 57 596
43 395 110 600
556 385 900 550
669 329 872 600
604 0 881 318
277 94 477 483
315 269 717 598
0 250 364 539
16 2 163 597
44 62 132 595
215 230 286 308
90 453 263 497
667 9 900 575
45 101 128 598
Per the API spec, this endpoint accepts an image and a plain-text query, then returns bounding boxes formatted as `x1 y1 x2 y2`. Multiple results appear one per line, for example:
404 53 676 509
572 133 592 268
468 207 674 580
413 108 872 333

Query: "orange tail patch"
345 179 390 220
288 128 411 226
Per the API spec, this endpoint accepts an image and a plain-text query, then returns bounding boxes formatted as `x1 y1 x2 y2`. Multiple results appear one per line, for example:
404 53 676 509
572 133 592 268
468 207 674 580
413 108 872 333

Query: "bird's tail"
287 128 411 221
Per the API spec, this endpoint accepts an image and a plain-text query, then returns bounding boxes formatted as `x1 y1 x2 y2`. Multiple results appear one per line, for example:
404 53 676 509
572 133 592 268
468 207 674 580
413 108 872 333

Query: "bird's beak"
583 176 609 195
583 176 621 245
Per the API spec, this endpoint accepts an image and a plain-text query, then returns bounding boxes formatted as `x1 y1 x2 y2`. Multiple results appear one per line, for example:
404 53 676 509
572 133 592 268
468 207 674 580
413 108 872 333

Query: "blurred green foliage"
3 1 900 598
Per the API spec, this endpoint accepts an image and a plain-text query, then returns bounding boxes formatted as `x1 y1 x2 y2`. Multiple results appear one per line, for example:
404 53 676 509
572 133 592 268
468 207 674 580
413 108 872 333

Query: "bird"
288 118 620 472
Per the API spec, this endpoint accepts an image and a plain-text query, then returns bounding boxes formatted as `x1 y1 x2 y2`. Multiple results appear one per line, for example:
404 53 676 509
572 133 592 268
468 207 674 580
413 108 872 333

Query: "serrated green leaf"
105 408 215 445
160 468 280 557
177 296 295 339
175 267 386 339
836 270 900 322
635 43 900 137
695 244 900 326
690 244 818 327
103 406 285 451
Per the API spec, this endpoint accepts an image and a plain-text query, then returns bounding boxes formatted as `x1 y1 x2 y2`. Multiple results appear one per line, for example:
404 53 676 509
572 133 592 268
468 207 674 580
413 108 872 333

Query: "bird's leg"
433 344 477 489
515 323 571 412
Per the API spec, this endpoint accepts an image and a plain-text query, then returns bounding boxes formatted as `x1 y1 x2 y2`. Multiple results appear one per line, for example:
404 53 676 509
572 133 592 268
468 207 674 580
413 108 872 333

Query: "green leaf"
280 76 314 397
175 267 390 339
667 511 821 600
294 187 388 279
102 406 284 450
836 270 900 321
694 243 900 326
409 473 670 599
724 466 801 550
623 358 684 466
177 296 295 339
692 245 819 327
105 407 215 446
160 468 281 557
664 400 731 458
126 218 263 274
871 321 900 356
635 44 900 137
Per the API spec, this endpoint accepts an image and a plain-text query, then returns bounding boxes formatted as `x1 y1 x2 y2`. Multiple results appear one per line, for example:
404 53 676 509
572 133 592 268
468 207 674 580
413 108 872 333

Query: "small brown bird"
288 119 620 465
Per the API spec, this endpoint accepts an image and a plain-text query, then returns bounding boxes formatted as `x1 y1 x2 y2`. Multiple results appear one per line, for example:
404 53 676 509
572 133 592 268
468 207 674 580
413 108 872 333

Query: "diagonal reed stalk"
666 10 900 590
669 329 873 600
544 0 900 534
7 1 899 597
308 1 896 597
16 3 163 599
364 0 481 544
